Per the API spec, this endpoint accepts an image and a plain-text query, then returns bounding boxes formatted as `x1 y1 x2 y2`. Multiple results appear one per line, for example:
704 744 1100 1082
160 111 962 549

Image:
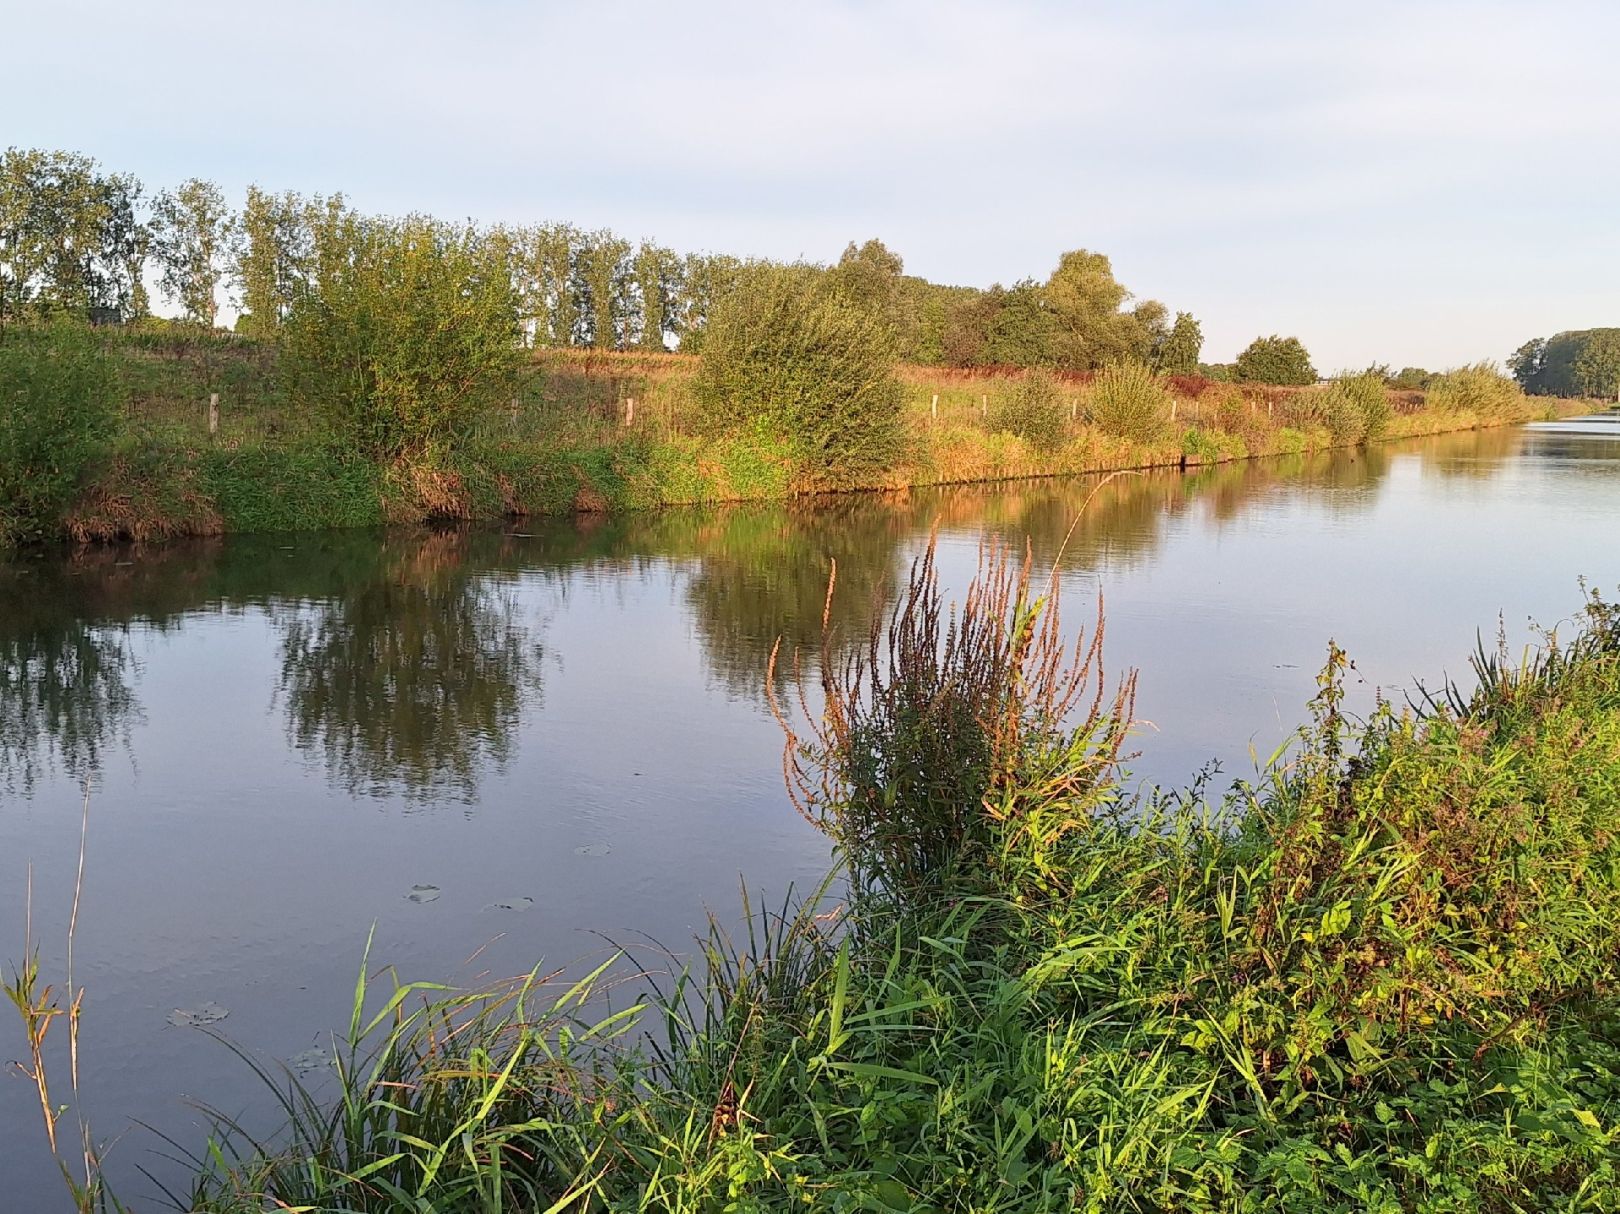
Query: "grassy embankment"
46 544 1606 1212
32 329 1588 545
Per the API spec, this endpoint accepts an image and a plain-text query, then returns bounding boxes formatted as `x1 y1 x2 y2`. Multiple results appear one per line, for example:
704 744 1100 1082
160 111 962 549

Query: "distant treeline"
1509 329 1620 399
0 146 1232 374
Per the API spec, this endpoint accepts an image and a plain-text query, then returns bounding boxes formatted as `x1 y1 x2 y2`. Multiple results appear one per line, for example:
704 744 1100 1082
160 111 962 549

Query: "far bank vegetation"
0 146 1566 548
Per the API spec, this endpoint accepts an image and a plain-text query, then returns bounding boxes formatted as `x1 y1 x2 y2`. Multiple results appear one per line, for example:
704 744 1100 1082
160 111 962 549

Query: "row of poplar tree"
0 147 1207 372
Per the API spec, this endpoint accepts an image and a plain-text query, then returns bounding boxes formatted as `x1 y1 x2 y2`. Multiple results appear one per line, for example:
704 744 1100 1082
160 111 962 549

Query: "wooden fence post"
1170 399 1178 423
624 396 636 427
930 393 939 423
208 393 219 436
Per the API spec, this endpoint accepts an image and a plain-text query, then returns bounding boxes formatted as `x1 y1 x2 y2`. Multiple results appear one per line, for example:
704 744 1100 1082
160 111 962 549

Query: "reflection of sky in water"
2 422 1619 1206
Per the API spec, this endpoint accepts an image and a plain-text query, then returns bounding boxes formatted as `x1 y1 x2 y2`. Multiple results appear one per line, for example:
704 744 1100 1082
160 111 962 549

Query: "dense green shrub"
1235 334 1317 385
1315 371 1391 443
280 215 522 462
0 323 120 544
693 265 907 486
1084 360 1172 443
1426 362 1529 421
992 367 1068 453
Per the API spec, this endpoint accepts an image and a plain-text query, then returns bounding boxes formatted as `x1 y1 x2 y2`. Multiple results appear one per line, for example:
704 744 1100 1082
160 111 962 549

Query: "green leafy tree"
577 230 631 348
694 265 906 485
633 241 680 351
1155 311 1203 374
0 148 147 325
939 289 996 367
509 222 578 347
1574 330 1620 400
984 281 1060 366
280 215 521 462
150 178 236 326
828 239 902 311
1507 339 1547 394
1235 334 1317 385
675 252 744 352
235 186 312 337
827 239 915 349
1389 366 1435 391
1042 249 1166 370
1534 329 1620 397
899 279 977 364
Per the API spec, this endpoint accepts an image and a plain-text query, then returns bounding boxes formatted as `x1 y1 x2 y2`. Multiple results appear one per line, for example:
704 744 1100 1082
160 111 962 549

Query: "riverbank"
26 334 1593 546
100 546 1620 1213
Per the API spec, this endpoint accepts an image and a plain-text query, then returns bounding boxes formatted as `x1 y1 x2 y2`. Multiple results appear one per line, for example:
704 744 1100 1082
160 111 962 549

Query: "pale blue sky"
11 0 1618 369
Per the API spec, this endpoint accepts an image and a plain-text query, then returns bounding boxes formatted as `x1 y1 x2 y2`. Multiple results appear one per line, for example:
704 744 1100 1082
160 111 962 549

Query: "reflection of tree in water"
678 448 1409 703
276 531 545 804
919 459 1274 573
1419 426 1525 481
683 498 911 699
0 560 144 796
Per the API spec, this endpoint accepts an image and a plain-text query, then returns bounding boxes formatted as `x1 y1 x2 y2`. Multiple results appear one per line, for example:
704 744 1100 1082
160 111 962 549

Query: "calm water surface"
2 418 1618 1207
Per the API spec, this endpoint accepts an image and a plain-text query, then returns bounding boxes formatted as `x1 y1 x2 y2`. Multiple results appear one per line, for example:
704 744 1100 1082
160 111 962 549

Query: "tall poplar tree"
633 241 679 351
151 178 236 326
579 231 631 348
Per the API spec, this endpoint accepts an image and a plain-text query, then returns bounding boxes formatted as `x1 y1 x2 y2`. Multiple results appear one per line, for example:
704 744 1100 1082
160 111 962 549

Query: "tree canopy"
1234 334 1317 385
1510 328 1620 397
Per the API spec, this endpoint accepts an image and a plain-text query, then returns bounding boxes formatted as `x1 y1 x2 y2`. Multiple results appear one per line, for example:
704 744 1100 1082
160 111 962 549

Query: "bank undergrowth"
0 327 1588 551
78 545 1614 1213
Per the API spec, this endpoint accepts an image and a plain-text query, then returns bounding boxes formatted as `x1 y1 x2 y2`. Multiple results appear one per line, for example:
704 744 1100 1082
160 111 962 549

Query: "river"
1 417 1617 1208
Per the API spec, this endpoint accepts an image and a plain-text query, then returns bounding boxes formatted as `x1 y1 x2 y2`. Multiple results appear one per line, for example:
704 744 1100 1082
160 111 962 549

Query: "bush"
1084 360 1172 443
693 265 907 487
992 367 1068 453
1315 371 1391 444
0 323 120 545
775 538 1136 898
280 216 522 463
1426 362 1530 421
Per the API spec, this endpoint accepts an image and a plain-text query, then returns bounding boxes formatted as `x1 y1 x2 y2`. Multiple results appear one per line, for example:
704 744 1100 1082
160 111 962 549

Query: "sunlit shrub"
992 367 1068 453
1084 360 1171 443
694 265 907 487
1314 371 1391 444
280 215 523 462
1426 362 1529 421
